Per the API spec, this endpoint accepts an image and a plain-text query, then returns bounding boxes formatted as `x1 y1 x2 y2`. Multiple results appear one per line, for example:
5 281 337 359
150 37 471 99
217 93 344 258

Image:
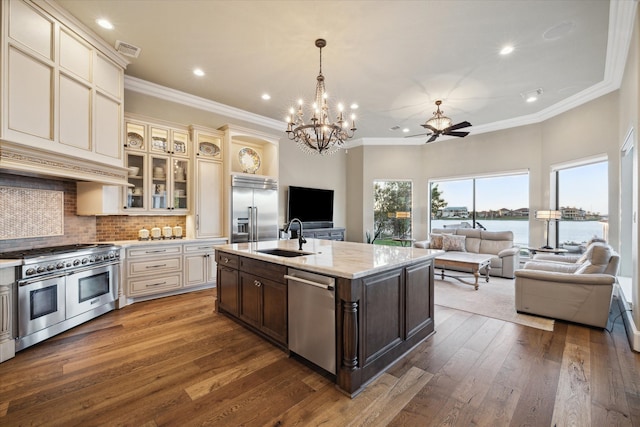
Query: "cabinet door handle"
223 257 229 263
254 280 261 287
146 249 167 254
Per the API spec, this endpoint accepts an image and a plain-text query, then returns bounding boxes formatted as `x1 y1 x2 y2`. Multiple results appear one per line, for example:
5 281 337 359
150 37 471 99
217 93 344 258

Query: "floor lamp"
536 210 562 249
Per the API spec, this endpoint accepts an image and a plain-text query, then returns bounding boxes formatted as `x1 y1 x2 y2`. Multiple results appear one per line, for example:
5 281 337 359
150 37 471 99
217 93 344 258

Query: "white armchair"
514 243 619 328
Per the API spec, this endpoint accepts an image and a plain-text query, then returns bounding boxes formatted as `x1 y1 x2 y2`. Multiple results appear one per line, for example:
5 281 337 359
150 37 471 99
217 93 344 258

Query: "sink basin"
256 248 313 258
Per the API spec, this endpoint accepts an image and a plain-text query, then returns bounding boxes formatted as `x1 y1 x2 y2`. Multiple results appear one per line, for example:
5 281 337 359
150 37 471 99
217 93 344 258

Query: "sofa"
514 242 619 328
414 228 520 278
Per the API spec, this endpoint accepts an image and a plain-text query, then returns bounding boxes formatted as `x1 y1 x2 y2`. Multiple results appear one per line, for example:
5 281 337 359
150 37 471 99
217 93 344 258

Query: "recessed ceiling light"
500 45 514 55
402 128 410 133
261 93 271 100
96 18 113 30
350 103 359 110
193 68 205 77
521 88 543 103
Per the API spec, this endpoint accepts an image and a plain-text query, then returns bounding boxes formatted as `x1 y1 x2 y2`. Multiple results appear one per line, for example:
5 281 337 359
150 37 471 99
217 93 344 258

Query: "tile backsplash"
0 173 96 252
95 215 186 241
0 173 187 252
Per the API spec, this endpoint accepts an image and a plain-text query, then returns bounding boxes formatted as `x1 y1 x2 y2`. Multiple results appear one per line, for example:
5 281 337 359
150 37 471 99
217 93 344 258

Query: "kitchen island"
215 238 441 396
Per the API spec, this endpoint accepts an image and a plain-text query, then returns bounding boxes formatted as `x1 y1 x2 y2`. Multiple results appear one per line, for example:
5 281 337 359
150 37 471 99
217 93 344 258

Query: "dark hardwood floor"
0 288 638 426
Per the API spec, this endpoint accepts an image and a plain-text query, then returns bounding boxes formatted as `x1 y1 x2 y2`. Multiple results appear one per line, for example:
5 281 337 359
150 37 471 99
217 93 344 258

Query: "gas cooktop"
0 243 116 260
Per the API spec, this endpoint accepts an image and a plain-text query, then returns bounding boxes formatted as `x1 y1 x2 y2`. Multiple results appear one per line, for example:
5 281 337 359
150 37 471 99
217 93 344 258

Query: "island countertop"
214 238 442 279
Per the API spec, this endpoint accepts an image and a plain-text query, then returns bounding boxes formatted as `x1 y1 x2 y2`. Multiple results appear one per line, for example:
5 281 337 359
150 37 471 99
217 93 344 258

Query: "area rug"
435 275 555 331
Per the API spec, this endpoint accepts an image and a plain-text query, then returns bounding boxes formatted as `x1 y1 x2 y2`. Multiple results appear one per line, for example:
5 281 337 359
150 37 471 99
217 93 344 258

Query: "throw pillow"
575 244 611 274
429 233 444 249
442 234 466 252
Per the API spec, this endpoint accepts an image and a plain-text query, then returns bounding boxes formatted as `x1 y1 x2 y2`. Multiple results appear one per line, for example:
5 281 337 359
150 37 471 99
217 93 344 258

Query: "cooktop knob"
82 258 89 264
25 268 36 276
46 264 55 271
73 259 80 266
56 262 64 269
37 266 46 273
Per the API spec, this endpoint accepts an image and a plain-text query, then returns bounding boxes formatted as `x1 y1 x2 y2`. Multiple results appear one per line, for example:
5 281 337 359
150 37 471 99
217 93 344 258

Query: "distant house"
441 206 469 218
513 208 530 217
561 207 586 220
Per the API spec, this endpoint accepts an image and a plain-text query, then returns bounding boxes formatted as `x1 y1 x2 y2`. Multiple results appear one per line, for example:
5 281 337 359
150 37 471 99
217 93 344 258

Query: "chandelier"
286 39 357 155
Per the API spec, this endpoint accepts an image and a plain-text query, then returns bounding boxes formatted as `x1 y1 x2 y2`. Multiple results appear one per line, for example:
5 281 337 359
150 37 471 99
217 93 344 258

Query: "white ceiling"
55 0 634 142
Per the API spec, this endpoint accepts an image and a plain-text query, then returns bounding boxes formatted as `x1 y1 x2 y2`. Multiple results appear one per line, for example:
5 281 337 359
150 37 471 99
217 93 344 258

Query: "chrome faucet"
284 218 306 250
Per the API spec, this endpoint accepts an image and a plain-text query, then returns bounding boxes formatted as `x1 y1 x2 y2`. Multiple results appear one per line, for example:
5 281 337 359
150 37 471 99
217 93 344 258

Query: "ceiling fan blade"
426 134 438 143
421 124 439 133
447 121 472 131
404 132 431 138
444 131 470 138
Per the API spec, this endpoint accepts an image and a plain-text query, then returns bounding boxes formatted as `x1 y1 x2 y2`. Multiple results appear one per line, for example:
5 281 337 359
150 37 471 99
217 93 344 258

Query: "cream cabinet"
124 240 225 301
0 0 127 168
190 126 225 238
0 267 16 363
125 244 183 297
183 239 227 288
123 116 191 214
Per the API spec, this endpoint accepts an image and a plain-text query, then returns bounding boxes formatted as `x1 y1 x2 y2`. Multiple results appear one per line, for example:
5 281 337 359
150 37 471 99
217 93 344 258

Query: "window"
555 160 608 247
372 180 412 245
430 172 529 246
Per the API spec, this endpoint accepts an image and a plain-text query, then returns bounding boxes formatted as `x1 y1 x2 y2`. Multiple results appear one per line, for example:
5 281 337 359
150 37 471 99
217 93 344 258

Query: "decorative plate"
199 142 220 157
238 147 261 174
127 132 143 148
152 136 167 151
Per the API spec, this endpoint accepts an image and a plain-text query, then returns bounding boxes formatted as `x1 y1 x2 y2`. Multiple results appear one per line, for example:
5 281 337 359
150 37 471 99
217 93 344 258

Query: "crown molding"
124 76 285 132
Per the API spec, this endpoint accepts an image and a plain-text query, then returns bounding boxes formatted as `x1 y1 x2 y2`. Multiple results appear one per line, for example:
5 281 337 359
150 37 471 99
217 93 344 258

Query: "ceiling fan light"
426 116 452 131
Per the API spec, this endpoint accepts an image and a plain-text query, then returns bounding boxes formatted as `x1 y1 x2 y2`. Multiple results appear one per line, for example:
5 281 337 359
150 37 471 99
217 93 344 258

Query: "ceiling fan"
408 100 472 143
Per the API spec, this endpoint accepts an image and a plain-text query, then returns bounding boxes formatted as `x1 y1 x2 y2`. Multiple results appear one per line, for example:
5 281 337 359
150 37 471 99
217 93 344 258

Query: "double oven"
1 244 120 351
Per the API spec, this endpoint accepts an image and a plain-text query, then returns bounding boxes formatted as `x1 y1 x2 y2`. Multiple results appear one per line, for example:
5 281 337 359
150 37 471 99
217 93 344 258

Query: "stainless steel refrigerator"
231 175 278 243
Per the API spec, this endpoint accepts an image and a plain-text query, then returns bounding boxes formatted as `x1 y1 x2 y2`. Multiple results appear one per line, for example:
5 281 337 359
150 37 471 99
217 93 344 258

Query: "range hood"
0 140 129 186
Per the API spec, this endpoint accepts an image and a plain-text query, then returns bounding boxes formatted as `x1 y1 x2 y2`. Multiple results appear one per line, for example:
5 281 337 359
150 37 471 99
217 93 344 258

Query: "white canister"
151 227 161 239
172 225 183 238
162 226 173 239
138 228 149 240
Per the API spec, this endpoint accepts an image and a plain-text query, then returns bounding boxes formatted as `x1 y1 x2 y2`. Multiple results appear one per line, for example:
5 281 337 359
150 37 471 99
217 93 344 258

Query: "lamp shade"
535 210 562 220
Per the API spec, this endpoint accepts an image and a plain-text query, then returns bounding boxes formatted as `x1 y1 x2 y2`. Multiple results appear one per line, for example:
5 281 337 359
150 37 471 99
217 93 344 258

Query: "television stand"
290 226 345 241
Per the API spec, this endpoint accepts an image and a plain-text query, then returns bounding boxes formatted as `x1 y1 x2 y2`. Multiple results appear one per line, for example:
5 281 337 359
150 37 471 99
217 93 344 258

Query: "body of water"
431 219 605 248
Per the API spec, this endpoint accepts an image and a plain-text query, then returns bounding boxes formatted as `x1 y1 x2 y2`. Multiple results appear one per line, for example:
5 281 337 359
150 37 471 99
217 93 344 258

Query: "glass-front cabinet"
125 152 147 210
124 116 190 213
149 155 189 212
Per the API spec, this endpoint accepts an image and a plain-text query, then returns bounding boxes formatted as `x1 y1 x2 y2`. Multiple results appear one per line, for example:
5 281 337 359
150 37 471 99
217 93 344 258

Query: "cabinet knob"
254 280 261 287
223 257 229 263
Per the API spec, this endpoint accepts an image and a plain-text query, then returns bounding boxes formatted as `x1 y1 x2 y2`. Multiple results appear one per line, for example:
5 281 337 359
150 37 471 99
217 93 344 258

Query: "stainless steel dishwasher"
285 268 336 375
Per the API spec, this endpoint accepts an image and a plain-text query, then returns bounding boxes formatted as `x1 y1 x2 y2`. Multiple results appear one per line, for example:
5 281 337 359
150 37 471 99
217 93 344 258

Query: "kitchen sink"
256 248 313 257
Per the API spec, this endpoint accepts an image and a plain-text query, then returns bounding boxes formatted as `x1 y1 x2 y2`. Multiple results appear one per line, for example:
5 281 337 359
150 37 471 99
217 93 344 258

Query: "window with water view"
430 173 530 247
555 160 608 249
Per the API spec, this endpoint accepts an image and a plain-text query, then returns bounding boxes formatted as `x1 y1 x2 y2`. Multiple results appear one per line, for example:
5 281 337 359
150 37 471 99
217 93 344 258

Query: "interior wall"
355 145 424 243
419 124 542 244
277 140 348 230
345 146 364 242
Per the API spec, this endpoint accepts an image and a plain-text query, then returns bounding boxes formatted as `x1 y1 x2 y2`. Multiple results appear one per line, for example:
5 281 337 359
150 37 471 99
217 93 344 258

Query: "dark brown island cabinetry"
215 246 435 397
216 252 288 348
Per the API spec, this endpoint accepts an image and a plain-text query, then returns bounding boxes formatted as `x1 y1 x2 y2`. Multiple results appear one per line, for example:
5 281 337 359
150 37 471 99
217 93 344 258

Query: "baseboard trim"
614 284 640 352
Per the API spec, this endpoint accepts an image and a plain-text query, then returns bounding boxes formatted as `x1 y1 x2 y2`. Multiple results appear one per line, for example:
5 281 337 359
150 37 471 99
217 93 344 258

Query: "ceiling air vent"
115 40 141 58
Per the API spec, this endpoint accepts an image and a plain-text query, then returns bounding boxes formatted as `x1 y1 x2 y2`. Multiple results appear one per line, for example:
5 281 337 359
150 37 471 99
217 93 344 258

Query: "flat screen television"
287 186 334 224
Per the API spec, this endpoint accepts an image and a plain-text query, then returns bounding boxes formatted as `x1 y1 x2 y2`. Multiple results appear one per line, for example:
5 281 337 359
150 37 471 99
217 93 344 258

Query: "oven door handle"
67 261 120 275
18 272 69 287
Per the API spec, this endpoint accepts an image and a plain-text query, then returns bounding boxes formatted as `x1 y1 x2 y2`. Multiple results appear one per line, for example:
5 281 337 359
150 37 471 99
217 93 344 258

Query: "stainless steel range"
0 244 121 351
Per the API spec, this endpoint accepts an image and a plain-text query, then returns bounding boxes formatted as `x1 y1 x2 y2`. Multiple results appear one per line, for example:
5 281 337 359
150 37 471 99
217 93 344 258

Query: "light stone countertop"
215 238 442 279
107 237 228 248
